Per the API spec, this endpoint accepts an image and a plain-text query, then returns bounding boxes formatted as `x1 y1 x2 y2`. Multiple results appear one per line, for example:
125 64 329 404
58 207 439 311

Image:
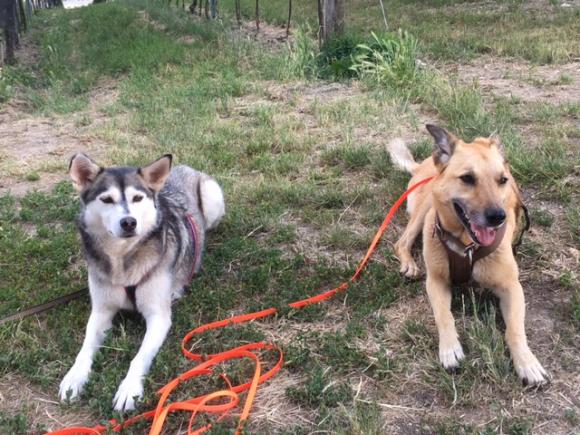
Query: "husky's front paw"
439 342 465 371
59 365 90 402
514 349 548 386
113 376 143 412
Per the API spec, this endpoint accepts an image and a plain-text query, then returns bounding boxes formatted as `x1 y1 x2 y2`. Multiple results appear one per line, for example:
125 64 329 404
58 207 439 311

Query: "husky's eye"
459 174 476 185
100 196 114 204
499 176 508 185
133 195 144 203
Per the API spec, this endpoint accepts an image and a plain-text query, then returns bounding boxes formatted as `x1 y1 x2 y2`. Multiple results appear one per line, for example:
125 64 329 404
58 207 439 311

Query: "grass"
225 0 580 64
0 0 578 433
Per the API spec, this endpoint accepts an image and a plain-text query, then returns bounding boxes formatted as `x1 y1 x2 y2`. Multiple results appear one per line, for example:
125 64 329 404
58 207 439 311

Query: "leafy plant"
351 30 418 87
286 25 318 79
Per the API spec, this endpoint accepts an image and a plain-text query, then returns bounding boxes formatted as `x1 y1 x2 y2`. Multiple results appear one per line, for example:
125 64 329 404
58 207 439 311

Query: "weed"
351 31 418 88
529 208 554 227
286 364 352 408
25 172 40 182
286 25 318 79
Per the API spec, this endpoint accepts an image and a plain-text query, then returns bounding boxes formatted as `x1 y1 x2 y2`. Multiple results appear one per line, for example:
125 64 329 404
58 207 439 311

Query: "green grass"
1 0 578 433
223 0 579 64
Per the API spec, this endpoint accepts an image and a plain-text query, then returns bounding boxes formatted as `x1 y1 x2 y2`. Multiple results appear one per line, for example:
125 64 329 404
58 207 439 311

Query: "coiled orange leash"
46 176 433 435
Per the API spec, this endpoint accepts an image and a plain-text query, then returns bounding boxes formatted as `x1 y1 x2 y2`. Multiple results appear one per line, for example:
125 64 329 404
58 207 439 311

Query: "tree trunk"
286 0 292 37
321 0 344 45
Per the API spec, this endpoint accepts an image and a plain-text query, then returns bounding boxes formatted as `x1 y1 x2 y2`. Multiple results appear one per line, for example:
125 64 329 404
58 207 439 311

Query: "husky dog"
60 154 225 411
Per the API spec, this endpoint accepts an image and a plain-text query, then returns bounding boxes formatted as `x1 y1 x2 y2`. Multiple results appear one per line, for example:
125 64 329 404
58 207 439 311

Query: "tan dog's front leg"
426 275 465 370
493 281 547 385
395 205 429 278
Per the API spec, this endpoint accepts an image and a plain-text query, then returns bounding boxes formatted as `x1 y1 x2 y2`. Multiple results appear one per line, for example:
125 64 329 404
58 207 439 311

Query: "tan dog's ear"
426 124 458 166
490 135 505 156
139 154 172 191
69 154 102 192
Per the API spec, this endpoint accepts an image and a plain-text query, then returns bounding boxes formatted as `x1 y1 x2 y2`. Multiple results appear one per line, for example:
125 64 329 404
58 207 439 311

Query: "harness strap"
125 285 137 309
124 213 201 310
434 213 507 285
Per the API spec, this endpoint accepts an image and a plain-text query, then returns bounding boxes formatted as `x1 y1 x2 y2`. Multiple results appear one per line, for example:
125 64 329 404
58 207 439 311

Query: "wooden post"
0 0 18 64
286 0 292 37
317 0 323 47
235 0 241 26
321 0 344 45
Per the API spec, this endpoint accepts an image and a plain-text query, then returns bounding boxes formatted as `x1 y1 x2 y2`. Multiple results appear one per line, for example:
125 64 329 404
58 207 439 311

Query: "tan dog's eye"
133 195 144 203
100 196 114 204
499 176 508 185
459 174 476 185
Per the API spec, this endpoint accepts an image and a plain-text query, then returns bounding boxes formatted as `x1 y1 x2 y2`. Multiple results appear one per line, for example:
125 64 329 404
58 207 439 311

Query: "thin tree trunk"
317 0 323 47
235 0 241 26
322 0 344 45
286 0 292 37
255 0 259 31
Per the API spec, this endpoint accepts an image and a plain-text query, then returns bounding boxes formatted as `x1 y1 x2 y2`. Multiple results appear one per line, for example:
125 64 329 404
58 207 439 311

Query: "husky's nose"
120 217 137 233
484 207 506 227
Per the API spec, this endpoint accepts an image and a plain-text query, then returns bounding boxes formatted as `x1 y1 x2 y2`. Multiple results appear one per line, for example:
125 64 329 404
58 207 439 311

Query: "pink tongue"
471 224 497 246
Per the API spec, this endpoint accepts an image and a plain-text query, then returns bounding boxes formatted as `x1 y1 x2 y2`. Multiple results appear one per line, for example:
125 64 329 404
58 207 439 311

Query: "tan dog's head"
427 124 520 246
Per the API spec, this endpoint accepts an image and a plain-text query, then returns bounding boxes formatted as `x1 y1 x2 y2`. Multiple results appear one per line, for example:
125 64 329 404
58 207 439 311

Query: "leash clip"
464 244 475 266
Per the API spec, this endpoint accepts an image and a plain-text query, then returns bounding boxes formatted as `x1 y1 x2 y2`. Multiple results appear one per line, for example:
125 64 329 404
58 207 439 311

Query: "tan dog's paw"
514 350 548 386
439 342 465 371
399 259 421 279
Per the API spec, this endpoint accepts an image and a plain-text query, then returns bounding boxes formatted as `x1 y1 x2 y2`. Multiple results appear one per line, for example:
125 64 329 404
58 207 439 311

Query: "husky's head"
69 154 172 239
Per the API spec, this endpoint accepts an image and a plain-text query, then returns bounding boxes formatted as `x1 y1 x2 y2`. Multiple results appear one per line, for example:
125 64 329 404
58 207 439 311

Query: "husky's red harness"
125 213 202 309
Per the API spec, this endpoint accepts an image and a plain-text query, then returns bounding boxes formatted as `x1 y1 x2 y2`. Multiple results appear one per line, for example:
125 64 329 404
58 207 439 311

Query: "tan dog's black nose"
485 208 506 227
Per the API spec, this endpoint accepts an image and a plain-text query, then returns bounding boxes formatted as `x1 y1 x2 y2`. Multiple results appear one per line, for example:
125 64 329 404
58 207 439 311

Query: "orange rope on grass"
46 176 433 435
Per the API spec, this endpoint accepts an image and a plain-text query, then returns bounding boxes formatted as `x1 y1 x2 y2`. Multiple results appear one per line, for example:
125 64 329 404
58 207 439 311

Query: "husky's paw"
400 259 421 279
113 376 143 412
59 366 90 402
439 342 465 371
514 350 548 386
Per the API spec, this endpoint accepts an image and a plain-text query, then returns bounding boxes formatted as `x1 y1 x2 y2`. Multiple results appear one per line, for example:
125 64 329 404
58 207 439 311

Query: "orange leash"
46 176 433 435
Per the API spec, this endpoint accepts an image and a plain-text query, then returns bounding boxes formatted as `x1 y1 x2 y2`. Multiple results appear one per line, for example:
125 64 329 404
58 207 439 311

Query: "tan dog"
388 124 547 385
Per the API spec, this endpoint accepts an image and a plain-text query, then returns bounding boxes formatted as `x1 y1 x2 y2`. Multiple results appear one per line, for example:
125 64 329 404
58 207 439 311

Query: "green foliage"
351 31 418 88
286 365 352 408
0 412 28 434
317 34 366 79
286 25 319 79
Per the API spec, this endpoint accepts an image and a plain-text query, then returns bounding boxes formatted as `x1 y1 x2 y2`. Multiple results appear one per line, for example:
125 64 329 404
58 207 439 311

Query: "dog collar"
433 213 506 285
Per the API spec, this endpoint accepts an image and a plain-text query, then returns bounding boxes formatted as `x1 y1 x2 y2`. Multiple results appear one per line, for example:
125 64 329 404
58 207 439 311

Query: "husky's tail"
199 176 225 230
387 138 419 174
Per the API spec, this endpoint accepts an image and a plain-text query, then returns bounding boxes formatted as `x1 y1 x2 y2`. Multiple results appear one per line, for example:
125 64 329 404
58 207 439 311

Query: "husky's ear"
139 154 172 191
69 153 101 192
426 124 458 167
